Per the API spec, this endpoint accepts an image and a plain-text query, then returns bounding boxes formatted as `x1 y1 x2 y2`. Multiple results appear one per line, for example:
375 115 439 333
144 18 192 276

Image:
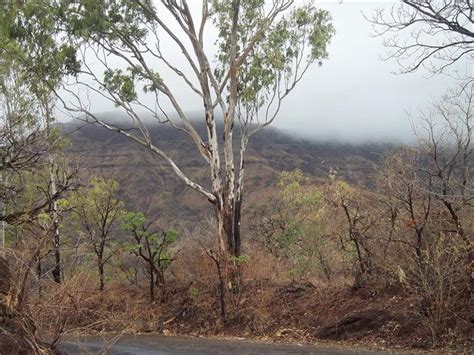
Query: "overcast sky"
69 0 471 143
275 0 470 142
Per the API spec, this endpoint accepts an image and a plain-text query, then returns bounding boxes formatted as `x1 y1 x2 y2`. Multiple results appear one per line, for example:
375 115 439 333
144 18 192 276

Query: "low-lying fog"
59 1 471 145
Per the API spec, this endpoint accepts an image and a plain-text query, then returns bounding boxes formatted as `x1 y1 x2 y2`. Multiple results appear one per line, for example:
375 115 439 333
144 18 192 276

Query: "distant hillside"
61 120 398 229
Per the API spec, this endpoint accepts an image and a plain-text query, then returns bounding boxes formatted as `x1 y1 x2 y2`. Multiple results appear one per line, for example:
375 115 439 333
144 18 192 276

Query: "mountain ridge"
61 119 398 229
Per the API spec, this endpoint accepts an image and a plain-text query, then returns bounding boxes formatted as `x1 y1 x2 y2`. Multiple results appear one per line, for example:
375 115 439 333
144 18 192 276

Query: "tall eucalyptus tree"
56 0 334 264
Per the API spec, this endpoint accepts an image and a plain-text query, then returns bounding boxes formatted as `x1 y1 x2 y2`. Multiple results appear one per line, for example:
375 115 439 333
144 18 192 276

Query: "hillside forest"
0 1 472 354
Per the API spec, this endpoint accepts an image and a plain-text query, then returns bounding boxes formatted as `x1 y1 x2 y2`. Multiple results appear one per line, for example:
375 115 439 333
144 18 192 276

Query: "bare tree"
324 175 375 286
368 0 473 75
377 148 433 261
412 83 473 250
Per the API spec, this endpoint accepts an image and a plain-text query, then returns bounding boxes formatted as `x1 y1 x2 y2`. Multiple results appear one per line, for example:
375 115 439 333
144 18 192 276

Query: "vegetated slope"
62 120 396 229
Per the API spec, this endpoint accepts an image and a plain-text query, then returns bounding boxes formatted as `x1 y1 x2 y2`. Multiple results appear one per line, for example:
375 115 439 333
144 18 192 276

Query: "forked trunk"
215 196 243 304
216 194 242 259
233 196 242 258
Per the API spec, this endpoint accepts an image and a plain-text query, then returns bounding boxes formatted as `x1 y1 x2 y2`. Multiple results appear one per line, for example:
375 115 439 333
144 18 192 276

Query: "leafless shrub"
402 235 469 344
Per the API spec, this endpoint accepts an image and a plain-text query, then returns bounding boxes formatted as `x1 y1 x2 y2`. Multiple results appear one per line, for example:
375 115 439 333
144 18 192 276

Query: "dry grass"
23 249 471 353
2 239 469 353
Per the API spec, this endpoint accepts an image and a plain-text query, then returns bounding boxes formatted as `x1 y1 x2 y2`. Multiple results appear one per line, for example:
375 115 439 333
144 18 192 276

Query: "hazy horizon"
62 109 412 146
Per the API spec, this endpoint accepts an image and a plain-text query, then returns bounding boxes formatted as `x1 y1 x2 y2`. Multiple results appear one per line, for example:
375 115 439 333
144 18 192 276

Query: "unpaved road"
60 335 389 354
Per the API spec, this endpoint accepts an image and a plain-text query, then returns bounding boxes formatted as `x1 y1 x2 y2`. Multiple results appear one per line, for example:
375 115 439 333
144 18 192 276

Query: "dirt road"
60 335 388 354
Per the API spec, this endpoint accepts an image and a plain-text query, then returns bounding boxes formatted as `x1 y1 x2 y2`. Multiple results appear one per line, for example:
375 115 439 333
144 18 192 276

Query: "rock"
316 309 393 340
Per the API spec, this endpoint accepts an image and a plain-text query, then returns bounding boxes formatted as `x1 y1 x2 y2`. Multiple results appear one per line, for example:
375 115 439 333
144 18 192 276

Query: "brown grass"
28 275 472 352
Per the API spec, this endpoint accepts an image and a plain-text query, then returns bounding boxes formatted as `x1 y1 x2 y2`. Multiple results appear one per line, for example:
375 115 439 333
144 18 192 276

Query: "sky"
68 0 472 143
275 1 470 142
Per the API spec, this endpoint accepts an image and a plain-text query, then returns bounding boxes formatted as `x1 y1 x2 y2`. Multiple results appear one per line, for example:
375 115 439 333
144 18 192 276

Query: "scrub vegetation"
0 0 472 353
